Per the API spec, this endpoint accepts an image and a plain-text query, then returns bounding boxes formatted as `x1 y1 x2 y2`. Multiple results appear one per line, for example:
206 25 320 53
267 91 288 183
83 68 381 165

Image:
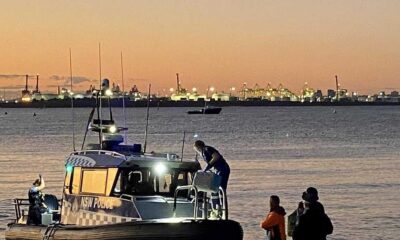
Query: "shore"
1 99 399 108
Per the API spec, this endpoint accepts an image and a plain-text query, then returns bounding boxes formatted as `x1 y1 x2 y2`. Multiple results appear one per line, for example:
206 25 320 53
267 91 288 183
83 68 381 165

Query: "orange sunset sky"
1 0 400 97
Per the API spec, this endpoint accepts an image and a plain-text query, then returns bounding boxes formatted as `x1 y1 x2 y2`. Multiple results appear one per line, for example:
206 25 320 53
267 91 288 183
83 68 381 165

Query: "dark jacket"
27 187 46 225
201 146 229 173
292 202 333 240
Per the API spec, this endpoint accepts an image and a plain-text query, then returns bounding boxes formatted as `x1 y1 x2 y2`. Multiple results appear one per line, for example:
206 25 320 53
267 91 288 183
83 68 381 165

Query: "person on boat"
193 140 230 214
260 195 286 240
292 187 333 240
27 175 47 225
194 140 230 189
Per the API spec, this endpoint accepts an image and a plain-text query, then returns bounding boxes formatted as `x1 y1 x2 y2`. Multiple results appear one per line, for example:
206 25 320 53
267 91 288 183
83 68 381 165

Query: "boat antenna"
121 51 127 144
204 85 210 114
98 43 103 149
81 107 96 150
69 48 76 151
143 84 151 153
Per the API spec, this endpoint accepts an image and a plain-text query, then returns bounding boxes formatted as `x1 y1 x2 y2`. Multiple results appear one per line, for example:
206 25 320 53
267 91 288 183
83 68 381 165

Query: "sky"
1 0 400 97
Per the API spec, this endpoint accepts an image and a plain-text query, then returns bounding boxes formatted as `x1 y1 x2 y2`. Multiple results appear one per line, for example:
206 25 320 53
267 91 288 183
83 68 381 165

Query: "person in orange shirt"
260 195 287 240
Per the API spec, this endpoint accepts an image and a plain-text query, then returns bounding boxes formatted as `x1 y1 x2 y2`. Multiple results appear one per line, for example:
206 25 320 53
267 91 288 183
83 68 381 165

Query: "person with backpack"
292 187 333 240
27 175 47 225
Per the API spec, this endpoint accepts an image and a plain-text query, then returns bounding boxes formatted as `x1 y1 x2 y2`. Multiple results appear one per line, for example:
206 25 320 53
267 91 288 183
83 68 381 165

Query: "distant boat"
187 106 222 114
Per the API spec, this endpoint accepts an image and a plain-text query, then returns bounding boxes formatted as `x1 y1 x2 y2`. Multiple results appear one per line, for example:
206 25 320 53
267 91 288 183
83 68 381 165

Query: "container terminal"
1 74 400 108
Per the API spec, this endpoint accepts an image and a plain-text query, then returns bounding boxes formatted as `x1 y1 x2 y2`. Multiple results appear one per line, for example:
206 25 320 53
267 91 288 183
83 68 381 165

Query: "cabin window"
113 168 193 197
106 168 118 195
80 169 108 195
64 169 72 194
157 173 172 193
71 167 82 194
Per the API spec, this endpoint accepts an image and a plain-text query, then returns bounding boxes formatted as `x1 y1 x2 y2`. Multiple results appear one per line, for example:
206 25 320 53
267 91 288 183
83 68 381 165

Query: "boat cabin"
61 150 202 225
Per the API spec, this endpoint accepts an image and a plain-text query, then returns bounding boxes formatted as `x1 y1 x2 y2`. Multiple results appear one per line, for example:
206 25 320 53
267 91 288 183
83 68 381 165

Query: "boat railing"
173 185 199 219
120 194 173 204
12 198 62 223
71 150 127 159
173 186 228 221
12 198 30 223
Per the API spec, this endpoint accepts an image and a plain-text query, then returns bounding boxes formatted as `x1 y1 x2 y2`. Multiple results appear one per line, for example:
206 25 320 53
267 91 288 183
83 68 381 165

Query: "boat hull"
5 219 243 240
187 107 222 114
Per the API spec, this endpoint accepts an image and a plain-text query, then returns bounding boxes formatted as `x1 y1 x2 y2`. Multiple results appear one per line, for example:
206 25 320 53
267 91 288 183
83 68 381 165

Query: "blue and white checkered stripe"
65 155 96 167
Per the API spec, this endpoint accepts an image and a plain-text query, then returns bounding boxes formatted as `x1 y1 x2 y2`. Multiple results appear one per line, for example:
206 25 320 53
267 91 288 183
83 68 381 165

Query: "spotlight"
105 89 113 96
154 163 167 175
109 125 117 133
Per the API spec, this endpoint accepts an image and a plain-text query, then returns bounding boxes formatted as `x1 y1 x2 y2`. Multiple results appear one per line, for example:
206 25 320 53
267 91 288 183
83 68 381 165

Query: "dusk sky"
1 0 400 96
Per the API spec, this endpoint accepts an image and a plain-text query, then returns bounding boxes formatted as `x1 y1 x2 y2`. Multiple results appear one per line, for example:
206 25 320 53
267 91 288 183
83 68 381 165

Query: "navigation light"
66 164 73 173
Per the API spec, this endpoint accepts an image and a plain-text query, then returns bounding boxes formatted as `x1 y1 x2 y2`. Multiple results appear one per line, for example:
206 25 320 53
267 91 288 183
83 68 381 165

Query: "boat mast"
143 84 151 153
176 73 180 93
98 43 103 149
204 86 210 113
69 48 76 151
181 131 186 162
121 51 127 144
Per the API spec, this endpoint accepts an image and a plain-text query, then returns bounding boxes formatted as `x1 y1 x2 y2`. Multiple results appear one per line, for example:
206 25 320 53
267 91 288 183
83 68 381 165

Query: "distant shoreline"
1 99 399 108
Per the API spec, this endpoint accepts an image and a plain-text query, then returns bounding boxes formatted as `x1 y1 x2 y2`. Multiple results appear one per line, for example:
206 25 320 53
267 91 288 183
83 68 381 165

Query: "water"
1 106 399 239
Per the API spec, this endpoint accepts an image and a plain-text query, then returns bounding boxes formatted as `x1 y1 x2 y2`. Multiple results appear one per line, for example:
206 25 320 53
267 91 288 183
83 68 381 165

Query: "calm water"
1 106 399 239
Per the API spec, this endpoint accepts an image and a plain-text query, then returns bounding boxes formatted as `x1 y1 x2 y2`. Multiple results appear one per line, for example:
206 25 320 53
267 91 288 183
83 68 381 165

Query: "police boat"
5 80 243 240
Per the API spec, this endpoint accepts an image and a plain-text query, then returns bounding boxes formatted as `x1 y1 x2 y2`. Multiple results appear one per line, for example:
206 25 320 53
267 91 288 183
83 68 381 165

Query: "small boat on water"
5 80 242 240
187 106 222 114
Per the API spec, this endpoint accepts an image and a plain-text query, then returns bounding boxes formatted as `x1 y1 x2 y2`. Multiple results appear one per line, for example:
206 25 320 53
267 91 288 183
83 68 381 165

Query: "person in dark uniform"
194 140 230 215
292 187 333 240
27 175 47 225
194 140 230 190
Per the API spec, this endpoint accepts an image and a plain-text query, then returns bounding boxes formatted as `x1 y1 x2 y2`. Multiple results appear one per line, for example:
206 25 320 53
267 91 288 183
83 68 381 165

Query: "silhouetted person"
260 195 286 240
292 187 333 240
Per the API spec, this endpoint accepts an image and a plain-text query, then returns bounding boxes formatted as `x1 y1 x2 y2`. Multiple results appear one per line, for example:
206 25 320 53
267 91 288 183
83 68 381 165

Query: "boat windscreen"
112 168 193 197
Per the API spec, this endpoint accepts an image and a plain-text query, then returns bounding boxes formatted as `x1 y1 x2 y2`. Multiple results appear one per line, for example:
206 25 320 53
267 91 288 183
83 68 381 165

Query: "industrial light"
21 97 31 102
105 89 113 96
154 163 167 175
109 125 117 133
